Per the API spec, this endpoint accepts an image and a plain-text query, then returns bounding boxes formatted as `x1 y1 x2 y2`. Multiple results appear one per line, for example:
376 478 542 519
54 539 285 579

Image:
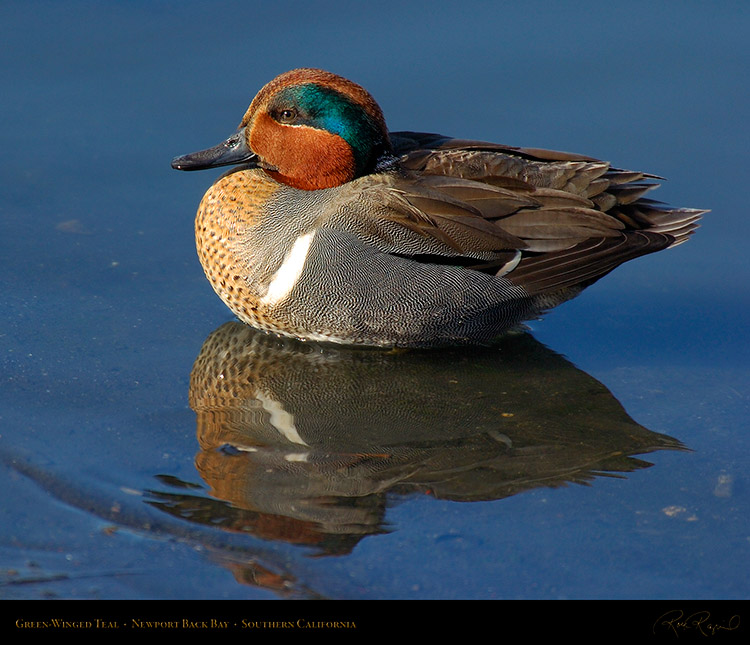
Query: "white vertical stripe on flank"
261 230 315 306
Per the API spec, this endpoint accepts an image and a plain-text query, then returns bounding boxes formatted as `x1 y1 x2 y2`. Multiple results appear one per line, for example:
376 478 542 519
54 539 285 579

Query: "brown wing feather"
380 131 705 288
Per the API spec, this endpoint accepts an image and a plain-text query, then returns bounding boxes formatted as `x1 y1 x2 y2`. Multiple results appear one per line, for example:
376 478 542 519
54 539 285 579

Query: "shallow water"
1 1 749 603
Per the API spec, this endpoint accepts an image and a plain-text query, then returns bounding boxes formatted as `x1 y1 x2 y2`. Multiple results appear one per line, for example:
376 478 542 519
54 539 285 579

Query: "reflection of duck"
172 68 704 347
147 322 685 555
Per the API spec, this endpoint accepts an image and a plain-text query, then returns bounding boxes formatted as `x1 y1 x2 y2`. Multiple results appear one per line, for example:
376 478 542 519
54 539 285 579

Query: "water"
1 0 748 608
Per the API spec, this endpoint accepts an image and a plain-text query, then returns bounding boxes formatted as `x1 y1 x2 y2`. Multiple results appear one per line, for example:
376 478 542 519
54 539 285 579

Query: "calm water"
1 1 749 606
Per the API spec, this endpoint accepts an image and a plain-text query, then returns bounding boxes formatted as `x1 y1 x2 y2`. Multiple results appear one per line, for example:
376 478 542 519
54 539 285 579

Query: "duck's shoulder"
333 131 703 293
334 131 632 257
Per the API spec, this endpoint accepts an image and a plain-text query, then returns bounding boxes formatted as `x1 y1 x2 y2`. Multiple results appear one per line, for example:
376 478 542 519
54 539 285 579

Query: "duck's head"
172 68 393 190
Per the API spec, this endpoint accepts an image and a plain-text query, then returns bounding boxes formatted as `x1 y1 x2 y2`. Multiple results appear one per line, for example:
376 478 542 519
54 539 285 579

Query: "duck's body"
173 68 704 347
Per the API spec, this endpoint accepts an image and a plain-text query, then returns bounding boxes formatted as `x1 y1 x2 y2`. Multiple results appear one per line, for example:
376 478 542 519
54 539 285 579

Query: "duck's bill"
171 129 258 171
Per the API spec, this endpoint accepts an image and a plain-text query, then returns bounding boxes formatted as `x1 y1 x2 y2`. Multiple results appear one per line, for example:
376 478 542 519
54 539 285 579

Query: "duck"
172 68 704 348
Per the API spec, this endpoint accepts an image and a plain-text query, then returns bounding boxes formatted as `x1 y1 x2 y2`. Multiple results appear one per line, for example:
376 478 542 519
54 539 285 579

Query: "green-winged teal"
172 68 704 347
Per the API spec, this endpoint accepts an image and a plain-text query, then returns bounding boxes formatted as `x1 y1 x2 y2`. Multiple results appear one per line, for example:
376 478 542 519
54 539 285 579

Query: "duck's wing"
365 131 705 293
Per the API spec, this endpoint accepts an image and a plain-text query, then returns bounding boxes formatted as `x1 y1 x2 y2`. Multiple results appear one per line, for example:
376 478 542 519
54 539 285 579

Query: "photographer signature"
653 610 740 637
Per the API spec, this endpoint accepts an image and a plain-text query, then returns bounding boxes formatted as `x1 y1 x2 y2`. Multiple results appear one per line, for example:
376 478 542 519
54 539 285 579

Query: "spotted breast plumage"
172 68 705 347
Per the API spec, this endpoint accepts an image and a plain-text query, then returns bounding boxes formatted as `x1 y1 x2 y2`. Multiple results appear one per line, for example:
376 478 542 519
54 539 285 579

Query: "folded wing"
366 131 706 296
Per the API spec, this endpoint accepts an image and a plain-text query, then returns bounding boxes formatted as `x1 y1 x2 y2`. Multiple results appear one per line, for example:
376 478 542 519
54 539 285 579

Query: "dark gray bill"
171 128 258 171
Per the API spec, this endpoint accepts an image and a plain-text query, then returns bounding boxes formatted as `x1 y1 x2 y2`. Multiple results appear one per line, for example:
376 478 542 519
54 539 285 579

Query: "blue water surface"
1 0 748 604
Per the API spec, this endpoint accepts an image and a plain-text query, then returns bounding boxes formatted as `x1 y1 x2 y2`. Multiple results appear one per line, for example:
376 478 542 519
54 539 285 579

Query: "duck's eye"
277 108 297 124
